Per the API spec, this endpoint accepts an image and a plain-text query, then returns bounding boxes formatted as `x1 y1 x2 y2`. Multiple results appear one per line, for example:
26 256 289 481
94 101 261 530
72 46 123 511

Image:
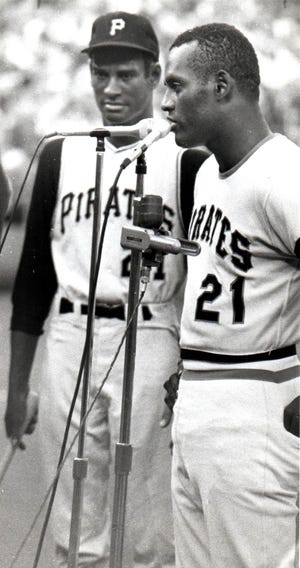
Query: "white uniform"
25 133 203 568
52 135 186 305
172 134 300 568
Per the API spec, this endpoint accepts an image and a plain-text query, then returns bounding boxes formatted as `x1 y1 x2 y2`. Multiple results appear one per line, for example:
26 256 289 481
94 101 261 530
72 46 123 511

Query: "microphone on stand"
55 118 157 139
120 119 172 170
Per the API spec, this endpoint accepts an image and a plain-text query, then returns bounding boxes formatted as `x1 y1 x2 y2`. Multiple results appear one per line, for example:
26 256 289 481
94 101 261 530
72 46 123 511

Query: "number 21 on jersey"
195 273 245 324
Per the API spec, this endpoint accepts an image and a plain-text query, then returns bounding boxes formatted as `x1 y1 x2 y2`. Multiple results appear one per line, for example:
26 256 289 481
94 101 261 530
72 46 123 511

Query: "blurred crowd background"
0 0 300 285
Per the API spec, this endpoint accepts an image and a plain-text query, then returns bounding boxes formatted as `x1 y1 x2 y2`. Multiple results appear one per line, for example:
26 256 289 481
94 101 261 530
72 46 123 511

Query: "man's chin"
100 106 130 126
174 132 193 148
102 113 127 126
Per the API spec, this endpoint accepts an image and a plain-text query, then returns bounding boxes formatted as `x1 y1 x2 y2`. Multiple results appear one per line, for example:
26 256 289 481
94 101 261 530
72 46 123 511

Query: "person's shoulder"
259 135 300 204
43 135 65 151
50 134 97 164
39 135 65 162
268 135 300 183
265 133 300 164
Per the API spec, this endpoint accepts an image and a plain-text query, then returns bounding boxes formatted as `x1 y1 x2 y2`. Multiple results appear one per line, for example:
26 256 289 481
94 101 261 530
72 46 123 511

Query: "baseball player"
5 12 208 568
162 23 300 568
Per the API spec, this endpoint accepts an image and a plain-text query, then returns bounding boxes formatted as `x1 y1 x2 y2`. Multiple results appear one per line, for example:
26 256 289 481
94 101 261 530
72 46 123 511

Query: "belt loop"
142 305 153 321
59 297 74 314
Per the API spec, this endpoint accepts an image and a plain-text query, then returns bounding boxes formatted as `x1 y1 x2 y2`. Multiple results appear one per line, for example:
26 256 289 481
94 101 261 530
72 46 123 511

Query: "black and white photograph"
0 1 299 567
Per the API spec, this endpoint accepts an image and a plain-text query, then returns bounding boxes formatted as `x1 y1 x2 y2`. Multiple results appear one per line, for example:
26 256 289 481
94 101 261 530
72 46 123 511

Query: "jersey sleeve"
263 172 300 261
11 137 63 335
179 148 210 236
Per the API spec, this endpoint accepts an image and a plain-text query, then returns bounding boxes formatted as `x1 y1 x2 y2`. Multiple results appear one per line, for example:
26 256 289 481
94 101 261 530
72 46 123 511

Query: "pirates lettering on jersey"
190 204 252 273
61 188 95 233
58 185 176 282
60 186 175 234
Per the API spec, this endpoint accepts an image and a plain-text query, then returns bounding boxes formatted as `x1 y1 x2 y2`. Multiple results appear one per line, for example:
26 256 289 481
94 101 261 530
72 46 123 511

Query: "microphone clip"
121 195 200 257
120 225 200 257
89 128 111 139
121 194 200 289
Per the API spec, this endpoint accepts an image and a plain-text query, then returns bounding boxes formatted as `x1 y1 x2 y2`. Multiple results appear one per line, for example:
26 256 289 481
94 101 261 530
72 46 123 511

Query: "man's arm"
5 138 63 440
11 138 62 334
5 331 39 440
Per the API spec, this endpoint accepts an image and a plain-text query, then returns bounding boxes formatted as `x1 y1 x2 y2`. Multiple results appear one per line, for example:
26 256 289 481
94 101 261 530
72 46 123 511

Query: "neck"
209 104 272 173
108 135 139 149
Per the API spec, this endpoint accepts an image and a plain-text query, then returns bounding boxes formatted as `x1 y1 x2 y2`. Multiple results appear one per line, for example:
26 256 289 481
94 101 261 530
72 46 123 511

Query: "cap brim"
81 41 158 58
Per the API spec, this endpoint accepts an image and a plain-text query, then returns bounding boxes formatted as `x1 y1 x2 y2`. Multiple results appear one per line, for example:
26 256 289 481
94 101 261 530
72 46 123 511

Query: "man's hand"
284 396 300 438
5 331 40 447
5 391 38 448
160 370 181 428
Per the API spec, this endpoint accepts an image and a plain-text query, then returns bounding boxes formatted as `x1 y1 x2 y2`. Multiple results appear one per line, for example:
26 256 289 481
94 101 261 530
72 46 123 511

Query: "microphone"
120 119 172 170
55 118 155 139
121 225 200 256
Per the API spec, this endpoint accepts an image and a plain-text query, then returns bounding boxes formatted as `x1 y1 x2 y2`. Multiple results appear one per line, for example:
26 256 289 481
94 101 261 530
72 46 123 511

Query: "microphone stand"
110 185 200 568
109 153 147 568
67 131 108 568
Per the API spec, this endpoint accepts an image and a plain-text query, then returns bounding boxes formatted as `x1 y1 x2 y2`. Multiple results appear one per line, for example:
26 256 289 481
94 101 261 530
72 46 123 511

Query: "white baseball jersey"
12 132 208 335
51 134 186 307
181 134 300 371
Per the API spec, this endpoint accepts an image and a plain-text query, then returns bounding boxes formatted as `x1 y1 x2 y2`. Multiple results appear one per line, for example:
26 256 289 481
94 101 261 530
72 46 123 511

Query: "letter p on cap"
110 18 126 36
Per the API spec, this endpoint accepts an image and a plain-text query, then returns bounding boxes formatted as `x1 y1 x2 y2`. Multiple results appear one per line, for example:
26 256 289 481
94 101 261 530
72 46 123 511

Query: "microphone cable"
0 133 60 256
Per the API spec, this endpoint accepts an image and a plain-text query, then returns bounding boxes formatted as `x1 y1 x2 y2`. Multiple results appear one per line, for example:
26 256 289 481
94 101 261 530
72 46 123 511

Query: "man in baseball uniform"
162 23 300 568
5 11 208 568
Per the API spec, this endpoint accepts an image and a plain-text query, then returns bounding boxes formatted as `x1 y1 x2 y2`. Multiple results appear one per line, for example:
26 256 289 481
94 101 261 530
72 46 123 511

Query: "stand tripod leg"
68 458 89 567
110 443 133 567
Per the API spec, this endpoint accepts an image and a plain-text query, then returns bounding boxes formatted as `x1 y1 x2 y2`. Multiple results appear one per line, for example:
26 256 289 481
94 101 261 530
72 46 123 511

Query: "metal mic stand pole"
68 132 108 568
109 153 147 568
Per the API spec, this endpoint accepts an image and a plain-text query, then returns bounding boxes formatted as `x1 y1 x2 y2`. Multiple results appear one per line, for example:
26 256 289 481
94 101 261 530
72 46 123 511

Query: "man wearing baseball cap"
5 11 208 567
82 12 159 59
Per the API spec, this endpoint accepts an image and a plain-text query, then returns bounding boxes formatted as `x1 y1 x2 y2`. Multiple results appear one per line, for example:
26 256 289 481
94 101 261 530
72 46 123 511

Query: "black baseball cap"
82 11 159 60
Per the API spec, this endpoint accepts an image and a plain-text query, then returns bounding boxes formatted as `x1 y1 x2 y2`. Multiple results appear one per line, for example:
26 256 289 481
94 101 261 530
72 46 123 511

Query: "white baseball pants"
172 369 299 568
38 305 179 568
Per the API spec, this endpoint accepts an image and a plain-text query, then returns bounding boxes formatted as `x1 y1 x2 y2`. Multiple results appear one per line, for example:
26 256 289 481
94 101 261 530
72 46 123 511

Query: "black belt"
181 345 297 364
59 297 152 321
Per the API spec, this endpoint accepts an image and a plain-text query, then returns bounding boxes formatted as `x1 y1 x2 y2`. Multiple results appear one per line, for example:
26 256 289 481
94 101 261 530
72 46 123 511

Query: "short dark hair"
170 23 260 101
142 51 158 77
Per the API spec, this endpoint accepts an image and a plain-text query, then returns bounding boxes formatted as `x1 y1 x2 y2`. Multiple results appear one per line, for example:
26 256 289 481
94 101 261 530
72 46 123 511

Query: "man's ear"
148 62 161 88
214 69 233 100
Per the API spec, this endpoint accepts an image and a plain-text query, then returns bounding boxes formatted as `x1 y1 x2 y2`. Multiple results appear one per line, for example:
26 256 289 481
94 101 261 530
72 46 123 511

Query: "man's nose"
161 90 174 112
104 75 121 96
